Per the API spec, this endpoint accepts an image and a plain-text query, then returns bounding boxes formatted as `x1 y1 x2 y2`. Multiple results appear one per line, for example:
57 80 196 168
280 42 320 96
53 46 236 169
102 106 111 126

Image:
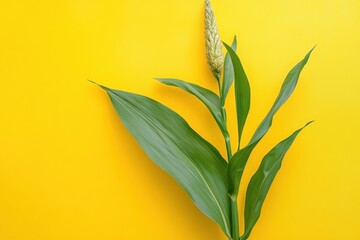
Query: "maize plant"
91 0 314 239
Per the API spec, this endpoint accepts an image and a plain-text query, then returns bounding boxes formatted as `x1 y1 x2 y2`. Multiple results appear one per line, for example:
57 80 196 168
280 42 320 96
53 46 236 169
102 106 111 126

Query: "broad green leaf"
155 78 228 138
242 122 312 239
228 48 314 196
96 83 231 236
223 42 250 150
221 36 237 104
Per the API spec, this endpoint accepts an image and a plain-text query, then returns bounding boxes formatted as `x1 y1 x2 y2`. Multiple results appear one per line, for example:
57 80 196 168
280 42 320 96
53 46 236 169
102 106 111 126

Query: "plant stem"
230 196 240 240
216 75 238 239
223 108 232 159
217 76 233 160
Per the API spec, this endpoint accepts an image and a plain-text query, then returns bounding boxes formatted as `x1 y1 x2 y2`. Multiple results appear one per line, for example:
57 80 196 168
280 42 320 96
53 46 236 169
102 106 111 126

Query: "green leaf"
228 48 314 196
242 121 313 240
221 36 237 105
95 83 231 236
223 42 250 150
227 141 258 196
155 78 228 138
249 47 315 145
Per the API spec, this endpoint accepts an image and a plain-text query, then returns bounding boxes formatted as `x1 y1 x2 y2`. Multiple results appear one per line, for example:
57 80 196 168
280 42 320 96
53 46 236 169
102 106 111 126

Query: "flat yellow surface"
1 0 359 239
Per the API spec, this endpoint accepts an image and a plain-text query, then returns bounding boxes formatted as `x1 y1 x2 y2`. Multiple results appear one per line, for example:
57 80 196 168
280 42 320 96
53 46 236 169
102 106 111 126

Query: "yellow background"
1 0 359 239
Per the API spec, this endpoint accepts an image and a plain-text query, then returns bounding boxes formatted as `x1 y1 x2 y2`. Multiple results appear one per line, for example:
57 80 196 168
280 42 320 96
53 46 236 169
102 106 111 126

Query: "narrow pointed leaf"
223 42 250 150
221 36 237 104
96 84 231 236
155 78 228 138
228 141 259 196
249 47 315 145
228 48 314 196
242 122 313 239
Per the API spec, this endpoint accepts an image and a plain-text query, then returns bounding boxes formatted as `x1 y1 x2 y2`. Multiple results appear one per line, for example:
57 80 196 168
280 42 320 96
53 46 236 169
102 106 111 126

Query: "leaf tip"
233 35 237 44
88 79 97 85
88 80 109 92
299 121 314 132
304 45 317 62
222 41 233 52
222 41 228 47
305 120 315 127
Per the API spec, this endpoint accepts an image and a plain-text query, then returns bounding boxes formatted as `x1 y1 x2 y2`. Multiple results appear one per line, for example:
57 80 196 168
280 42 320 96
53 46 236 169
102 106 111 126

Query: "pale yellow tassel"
205 0 224 81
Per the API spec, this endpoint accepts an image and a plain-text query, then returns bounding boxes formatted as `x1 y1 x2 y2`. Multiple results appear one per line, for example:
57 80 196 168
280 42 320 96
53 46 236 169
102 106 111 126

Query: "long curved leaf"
242 122 312 239
228 48 314 196
223 42 250 150
221 36 237 104
95 83 231 236
155 78 228 138
249 47 315 145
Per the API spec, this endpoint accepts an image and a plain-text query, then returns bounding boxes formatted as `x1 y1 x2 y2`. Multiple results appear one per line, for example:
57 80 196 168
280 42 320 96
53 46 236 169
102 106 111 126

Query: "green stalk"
217 76 238 240
217 77 232 160
230 196 240 240
221 105 232 160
